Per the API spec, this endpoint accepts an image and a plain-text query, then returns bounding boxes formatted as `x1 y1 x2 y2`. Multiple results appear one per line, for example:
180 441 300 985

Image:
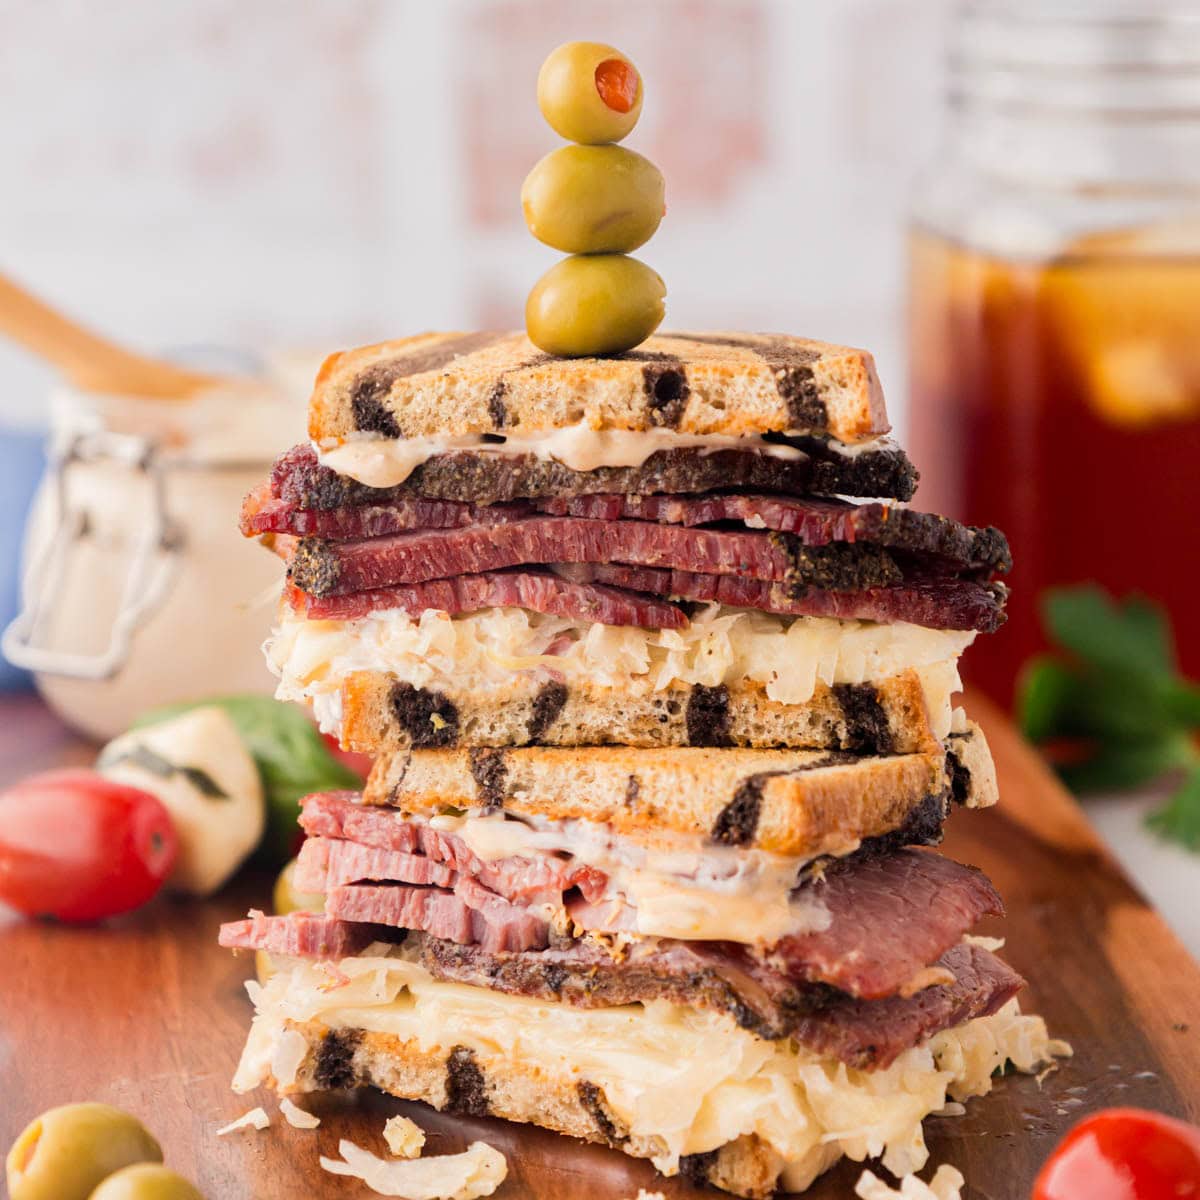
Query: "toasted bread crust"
274 1018 787 1198
308 330 888 447
361 735 999 857
339 669 941 755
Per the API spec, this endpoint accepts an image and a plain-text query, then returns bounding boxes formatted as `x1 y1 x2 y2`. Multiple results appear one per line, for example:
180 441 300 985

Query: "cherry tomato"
0 770 177 922
320 732 372 780
1034 1107 1200 1200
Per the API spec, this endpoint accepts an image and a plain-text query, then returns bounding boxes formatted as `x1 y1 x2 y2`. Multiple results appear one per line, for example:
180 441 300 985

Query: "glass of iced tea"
908 1 1200 705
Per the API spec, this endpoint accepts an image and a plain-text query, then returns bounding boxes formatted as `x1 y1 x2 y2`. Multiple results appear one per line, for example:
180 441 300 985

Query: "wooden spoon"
0 271 230 400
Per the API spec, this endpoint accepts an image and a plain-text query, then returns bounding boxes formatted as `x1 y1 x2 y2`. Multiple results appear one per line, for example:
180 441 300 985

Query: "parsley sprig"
1017 586 1200 850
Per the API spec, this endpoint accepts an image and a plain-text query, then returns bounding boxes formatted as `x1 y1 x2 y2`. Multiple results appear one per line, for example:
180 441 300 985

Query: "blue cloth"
0 432 46 690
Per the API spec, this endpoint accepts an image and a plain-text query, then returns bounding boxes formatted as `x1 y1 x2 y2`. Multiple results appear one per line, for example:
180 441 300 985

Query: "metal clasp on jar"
2 429 186 680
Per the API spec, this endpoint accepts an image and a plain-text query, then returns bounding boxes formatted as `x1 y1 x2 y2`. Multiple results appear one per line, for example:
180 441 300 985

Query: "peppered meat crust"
270 442 918 508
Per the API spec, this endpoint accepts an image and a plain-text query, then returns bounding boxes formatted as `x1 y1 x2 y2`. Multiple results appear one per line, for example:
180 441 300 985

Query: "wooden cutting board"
1 691 1198 1199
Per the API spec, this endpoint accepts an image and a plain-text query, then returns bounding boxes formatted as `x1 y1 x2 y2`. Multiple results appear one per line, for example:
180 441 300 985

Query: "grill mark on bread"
468 748 508 811
576 1080 628 1147
444 1045 489 1115
313 1028 362 1089
833 682 895 755
526 680 569 742
685 684 733 747
390 683 459 748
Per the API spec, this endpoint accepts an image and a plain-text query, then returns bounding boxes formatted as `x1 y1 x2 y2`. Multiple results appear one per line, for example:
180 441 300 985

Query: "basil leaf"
1016 656 1079 742
133 695 363 863
1042 587 1175 679
1018 657 1181 743
1163 680 1200 728
1058 734 1196 794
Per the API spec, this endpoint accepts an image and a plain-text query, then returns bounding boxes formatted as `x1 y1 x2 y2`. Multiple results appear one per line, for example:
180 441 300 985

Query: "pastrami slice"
286 570 688 628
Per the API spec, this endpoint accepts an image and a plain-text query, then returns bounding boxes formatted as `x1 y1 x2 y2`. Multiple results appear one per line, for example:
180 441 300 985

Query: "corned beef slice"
562 562 1008 633
325 879 549 953
246 481 1009 575
297 793 607 903
294 836 457 893
784 942 1022 1068
290 794 999 997
292 566 1004 632
287 517 905 598
771 848 1003 998
217 909 379 958
284 569 688 628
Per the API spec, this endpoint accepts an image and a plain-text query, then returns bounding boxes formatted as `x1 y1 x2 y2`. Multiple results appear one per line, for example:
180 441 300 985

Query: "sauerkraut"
269 605 972 729
234 949 1060 1187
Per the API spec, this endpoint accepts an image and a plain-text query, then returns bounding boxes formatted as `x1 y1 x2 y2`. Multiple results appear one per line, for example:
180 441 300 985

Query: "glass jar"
3 368 307 740
908 1 1200 704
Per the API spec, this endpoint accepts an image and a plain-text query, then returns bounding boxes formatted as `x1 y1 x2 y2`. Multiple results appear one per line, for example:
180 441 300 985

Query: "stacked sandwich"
222 332 1058 1198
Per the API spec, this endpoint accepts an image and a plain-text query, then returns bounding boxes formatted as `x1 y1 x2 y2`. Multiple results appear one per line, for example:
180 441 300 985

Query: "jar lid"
48 351 315 466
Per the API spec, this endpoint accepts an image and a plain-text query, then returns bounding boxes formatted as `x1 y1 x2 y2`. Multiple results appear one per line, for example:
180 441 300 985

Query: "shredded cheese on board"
216 1107 270 1135
856 1164 965 1200
319 1138 507 1199
384 1115 426 1159
280 1097 320 1129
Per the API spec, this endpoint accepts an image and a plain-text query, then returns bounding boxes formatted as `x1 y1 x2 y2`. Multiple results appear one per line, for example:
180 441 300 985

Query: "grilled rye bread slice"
364 724 997 858
308 330 888 447
338 669 943 755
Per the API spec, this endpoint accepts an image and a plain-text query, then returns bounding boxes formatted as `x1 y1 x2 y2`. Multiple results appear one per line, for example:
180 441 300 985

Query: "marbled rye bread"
362 724 997 857
307 330 888 446
338 668 943 755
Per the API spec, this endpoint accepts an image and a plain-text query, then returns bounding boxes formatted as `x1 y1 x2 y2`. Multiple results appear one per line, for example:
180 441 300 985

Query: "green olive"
88 1165 205 1200
6 1103 162 1200
526 254 665 358
522 145 664 255
537 42 643 144
272 857 324 916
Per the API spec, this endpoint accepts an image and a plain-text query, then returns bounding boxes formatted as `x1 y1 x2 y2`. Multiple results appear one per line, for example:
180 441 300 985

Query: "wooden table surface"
1 690 1199 1199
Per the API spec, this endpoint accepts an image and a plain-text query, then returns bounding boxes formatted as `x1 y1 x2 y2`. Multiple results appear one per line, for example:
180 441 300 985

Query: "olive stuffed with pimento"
524 41 666 356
